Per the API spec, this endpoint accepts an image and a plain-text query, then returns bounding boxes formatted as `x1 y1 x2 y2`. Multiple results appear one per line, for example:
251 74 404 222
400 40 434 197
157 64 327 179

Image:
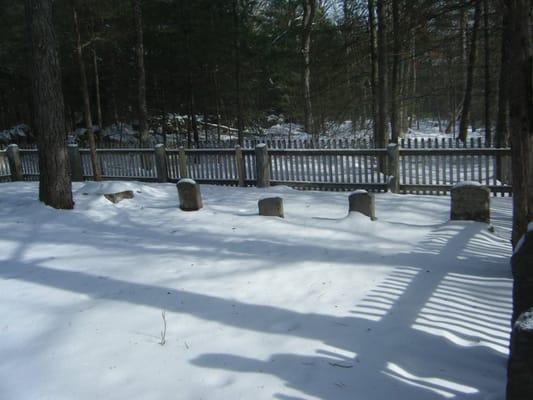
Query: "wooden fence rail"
69 134 500 150
1 144 512 196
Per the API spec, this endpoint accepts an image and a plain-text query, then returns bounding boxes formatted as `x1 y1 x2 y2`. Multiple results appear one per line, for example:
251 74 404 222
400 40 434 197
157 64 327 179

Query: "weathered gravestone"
177 179 203 211
450 182 490 223
348 190 376 220
258 197 284 218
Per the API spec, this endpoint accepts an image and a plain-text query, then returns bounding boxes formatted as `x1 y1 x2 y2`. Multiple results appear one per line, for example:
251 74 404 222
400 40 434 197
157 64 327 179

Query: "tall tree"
504 0 532 247
184 1 199 145
92 48 103 129
25 0 73 209
482 0 491 145
376 0 388 150
458 0 481 143
495 8 510 149
368 0 378 141
302 0 316 137
132 0 149 147
233 0 244 145
72 1 101 180
390 0 401 143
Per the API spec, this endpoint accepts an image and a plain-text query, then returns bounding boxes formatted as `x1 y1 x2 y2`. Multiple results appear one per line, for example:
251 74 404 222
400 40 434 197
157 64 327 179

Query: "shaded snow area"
0 182 512 400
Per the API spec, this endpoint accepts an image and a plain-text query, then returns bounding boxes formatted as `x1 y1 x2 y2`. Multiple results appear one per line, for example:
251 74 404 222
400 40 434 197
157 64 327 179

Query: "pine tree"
25 0 74 209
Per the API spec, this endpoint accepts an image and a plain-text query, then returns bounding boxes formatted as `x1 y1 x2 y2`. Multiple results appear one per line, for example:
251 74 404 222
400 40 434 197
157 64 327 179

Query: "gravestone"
177 179 203 211
348 190 376 220
450 182 490 223
104 190 134 204
258 197 284 218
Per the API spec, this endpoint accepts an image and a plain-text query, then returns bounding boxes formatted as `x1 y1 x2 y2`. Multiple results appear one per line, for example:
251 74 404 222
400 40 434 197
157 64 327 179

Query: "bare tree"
184 2 199 146
302 0 316 138
92 48 103 129
376 0 388 152
72 1 101 180
482 0 491 145
25 0 73 209
390 0 400 143
368 0 378 141
458 0 481 143
233 0 244 145
504 0 532 247
495 9 510 150
132 0 149 147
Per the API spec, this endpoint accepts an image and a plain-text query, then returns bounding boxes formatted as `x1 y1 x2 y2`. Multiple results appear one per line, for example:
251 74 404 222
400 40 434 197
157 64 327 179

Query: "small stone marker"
348 190 376 220
104 190 134 204
258 197 284 218
177 178 203 211
450 181 490 223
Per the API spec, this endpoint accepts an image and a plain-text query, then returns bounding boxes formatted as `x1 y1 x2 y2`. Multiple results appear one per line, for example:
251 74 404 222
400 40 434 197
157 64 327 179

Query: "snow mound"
453 181 483 188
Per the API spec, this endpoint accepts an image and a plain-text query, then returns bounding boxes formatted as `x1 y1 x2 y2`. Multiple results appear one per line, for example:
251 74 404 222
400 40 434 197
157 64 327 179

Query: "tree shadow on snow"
0 185 513 399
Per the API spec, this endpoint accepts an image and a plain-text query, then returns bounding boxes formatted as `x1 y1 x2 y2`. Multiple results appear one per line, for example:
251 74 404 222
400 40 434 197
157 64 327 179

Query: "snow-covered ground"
0 182 512 399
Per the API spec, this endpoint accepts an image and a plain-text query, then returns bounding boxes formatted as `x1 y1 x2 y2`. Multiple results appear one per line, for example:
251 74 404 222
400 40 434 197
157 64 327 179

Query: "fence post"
235 145 246 187
154 144 168 182
67 144 84 182
178 146 188 179
6 144 23 181
255 143 270 188
387 143 400 193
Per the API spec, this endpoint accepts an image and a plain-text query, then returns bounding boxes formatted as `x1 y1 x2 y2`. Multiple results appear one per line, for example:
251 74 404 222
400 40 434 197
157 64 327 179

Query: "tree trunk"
108 47 119 126
184 8 199 146
495 10 510 149
209 4 222 142
368 0 378 141
302 0 316 138
92 48 103 129
482 0 491 145
25 0 73 209
459 1 468 89
504 0 532 247
409 28 416 129
376 0 389 152
342 0 356 132
390 0 400 143
132 0 149 147
458 0 481 143
233 0 244 145
72 1 101 180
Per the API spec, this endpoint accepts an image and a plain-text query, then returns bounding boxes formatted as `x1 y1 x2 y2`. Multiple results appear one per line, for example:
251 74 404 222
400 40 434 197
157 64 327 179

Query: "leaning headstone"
507 308 533 400
348 190 376 220
258 197 284 218
104 190 134 204
450 182 490 223
177 178 203 211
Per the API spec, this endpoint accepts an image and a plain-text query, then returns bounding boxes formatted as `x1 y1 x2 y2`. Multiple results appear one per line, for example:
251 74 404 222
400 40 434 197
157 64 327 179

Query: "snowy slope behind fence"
2 144 512 196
